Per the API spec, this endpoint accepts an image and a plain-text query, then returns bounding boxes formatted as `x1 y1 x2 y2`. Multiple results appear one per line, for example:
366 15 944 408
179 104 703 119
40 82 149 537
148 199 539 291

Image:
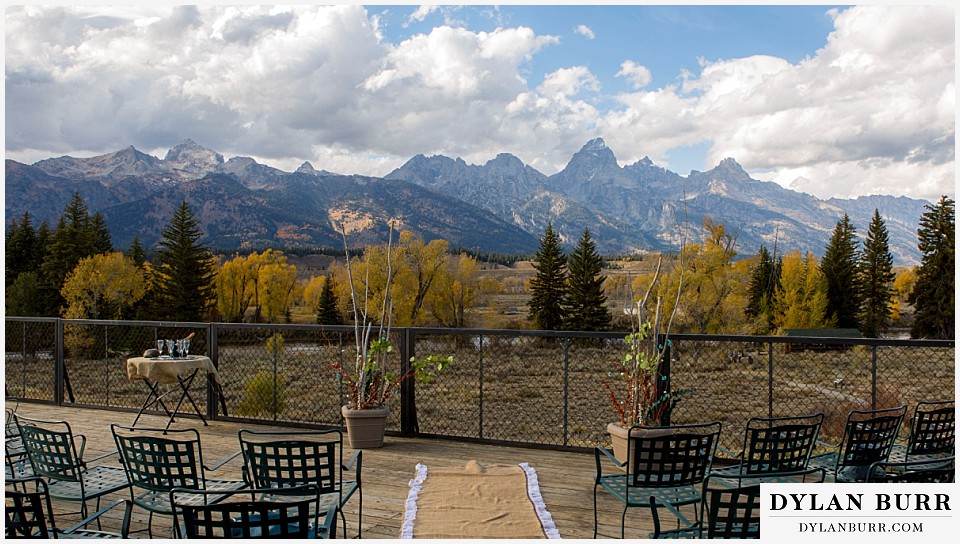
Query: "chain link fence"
5 318 954 453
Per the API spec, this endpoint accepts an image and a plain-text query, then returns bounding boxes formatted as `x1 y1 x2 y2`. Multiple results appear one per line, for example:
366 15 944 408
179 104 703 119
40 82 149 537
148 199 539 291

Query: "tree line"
5 193 954 339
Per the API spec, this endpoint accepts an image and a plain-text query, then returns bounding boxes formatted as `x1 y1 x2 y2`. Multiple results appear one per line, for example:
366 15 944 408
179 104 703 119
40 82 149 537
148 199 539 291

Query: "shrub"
236 370 287 418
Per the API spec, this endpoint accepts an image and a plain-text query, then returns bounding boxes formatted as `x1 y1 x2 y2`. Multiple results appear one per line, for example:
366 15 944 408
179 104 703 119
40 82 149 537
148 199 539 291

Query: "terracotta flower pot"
606 423 672 471
342 405 390 449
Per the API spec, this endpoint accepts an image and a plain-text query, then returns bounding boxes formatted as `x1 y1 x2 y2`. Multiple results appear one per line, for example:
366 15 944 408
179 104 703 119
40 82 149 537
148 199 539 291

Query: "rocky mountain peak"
296 161 318 174
163 139 224 177
556 137 620 180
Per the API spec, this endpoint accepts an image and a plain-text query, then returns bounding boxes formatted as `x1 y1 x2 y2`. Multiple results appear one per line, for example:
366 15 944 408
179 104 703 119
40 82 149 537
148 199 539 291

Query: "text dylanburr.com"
762 483 958 541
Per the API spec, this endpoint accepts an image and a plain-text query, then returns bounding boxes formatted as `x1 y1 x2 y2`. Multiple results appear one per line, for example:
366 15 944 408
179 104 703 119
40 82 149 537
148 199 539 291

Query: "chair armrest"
85 449 120 464
76 434 87 463
715 444 744 460
594 446 625 481
317 499 341 538
344 450 362 486
60 498 133 538
207 449 243 472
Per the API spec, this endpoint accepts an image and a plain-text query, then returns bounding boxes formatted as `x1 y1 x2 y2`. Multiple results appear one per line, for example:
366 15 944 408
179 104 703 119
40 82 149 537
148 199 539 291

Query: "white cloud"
574 24 594 40
4 5 954 202
596 5 954 201
406 5 438 25
615 60 652 90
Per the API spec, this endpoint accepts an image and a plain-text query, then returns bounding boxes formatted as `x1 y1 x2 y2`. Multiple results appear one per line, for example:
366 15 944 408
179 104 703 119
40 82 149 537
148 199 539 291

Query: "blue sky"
4 3 955 201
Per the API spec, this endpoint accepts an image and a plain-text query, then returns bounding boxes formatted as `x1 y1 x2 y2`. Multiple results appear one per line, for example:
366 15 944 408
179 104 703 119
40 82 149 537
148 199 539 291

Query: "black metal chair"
593 421 722 539
810 405 907 482
890 400 955 463
866 456 955 483
5 476 133 538
170 484 338 538
5 411 33 488
110 424 247 538
14 414 130 524
712 413 826 483
650 473 761 539
238 428 362 538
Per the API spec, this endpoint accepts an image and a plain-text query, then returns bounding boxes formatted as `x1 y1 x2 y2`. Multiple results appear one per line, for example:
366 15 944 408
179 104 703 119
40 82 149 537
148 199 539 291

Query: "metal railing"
5 317 954 453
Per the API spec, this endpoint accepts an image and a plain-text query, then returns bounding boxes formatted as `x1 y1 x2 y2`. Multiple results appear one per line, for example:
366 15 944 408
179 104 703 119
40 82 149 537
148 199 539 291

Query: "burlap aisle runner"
400 460 560 539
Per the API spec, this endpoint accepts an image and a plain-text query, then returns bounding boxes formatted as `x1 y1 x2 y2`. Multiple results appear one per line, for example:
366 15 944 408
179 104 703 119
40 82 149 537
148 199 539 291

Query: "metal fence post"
768 340 775 418
207 323 218 420
479 333 484 440
54 318 64 405
562 337 570 447
871 345 878 410
400 328 417 437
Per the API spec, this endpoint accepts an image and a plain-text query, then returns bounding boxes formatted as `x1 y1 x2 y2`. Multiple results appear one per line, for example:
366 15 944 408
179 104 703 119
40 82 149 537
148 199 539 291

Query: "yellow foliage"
61 252 146 320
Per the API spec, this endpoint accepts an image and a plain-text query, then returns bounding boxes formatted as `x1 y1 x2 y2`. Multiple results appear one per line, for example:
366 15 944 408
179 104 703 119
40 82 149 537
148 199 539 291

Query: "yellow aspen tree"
258 261 300 323
301 275 327 314
428 252 481 328
61 252 146 320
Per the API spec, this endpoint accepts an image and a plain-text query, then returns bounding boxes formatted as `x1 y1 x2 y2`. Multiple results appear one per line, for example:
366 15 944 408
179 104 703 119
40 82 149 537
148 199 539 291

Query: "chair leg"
147 511 154 539
621 504 628 539
358 487 363 539
593 484 599 538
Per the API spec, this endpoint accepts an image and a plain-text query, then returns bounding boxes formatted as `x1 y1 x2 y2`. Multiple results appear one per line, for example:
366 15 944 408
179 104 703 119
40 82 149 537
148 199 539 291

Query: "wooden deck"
6 402 666 539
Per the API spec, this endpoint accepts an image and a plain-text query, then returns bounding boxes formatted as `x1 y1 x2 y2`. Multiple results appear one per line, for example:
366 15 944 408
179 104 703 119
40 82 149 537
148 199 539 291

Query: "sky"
3 2 956 202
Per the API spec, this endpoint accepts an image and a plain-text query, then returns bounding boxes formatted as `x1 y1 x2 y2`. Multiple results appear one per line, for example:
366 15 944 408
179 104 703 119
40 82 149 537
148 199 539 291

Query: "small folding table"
126 355 221 430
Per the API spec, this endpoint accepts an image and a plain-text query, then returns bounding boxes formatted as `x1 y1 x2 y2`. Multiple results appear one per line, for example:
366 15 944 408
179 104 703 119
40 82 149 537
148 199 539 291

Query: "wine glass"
182 338 190 358
166 339 175 358
156 339 164 357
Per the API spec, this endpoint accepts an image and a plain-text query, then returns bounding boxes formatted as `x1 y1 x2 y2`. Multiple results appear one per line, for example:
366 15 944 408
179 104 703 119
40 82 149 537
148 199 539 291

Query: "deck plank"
6 402 661 538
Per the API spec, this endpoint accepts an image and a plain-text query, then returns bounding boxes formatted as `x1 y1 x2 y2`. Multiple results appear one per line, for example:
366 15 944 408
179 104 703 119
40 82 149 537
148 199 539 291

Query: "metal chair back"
238 429 340 493
171 484 331 539
14 415 84 484
5 476 132 539
740 413 823 474
5 477 53 539
908 401 955 457
110 424 206 494
834 405 907 481
626 422 722 488
702 478 761 539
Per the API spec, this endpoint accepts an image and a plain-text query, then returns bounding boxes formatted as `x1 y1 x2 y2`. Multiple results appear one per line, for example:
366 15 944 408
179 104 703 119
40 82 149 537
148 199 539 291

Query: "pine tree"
154 201 217 321
820 214 862 330
90 212 113 253
528 222 567 330
6 212 38 285
909 196 955 339
563 228 610 331
126 236 147 266
745 245 781 332
39 192 98 314
859 209 895 338
316 277 343 325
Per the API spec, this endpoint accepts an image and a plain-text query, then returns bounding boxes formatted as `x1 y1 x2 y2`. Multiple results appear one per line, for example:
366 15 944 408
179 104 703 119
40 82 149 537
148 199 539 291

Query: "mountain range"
4 138 932 263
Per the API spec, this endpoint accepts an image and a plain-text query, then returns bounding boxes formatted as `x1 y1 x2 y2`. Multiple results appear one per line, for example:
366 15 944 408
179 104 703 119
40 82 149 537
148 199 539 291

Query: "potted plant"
330 222 451 448
603 257 693 463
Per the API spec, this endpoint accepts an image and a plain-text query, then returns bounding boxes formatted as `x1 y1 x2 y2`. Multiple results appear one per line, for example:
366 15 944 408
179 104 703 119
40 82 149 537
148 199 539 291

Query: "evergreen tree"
315 277 343 325
859 209 895 338
563 228 610 331
154 201 217 321
820 214 862 329
528 222 567 330
90 212 113 253
6 212 38 285
39 192 98 315
745 245 781 332
126 236 147 266
909 196 955 339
